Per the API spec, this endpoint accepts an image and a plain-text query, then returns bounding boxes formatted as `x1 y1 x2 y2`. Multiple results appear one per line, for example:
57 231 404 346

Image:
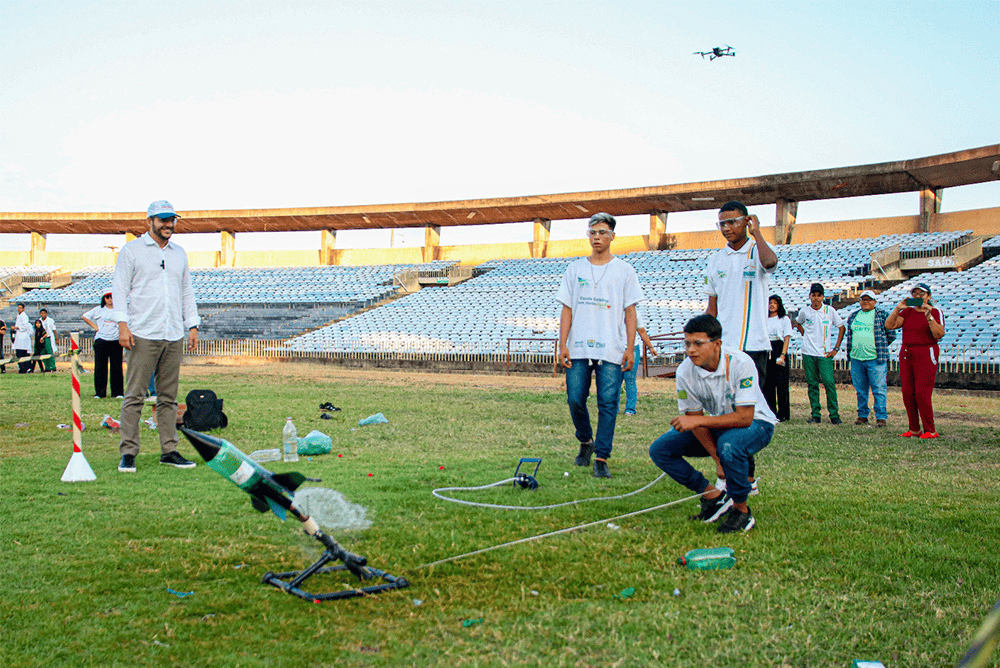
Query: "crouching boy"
648 315 777 533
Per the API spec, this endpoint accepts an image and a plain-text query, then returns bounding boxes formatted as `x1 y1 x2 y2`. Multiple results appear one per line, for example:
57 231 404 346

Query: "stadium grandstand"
2 145 999 382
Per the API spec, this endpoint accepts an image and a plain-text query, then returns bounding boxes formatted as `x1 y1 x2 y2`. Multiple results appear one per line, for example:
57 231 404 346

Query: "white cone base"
61 450 97 482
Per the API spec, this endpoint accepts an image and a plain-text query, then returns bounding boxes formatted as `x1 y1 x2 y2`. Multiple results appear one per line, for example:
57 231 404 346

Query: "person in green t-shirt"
846 290 895 426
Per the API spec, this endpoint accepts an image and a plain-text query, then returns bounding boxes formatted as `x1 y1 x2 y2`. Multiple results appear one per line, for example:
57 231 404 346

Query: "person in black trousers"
81 292 125 398
764 295 792 422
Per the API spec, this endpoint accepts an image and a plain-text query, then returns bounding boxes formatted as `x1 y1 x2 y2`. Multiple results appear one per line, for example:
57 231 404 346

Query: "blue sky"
2 0 997 252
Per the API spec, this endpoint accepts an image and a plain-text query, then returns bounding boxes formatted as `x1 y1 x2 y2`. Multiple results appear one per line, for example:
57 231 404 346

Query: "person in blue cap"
112 200 201 473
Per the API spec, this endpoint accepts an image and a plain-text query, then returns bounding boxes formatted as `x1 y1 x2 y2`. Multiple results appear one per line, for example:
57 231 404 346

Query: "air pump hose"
432 473 669 511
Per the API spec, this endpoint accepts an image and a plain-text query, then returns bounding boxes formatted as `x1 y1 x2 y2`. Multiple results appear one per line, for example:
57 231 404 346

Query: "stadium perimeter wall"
2 207 998 270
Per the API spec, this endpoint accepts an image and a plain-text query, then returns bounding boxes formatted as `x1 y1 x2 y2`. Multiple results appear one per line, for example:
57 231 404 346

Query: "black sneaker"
319 402 341 411
118 454 136 473
593 459 611 478
717 507 755 533
160 451 196 469
689 493 732 523
830 417 842 425
806 417 821 424
574 440 595 467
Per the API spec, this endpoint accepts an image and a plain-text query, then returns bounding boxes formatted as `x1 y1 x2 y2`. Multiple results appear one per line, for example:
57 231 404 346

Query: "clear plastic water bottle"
677 547 736 570
282 417 299 462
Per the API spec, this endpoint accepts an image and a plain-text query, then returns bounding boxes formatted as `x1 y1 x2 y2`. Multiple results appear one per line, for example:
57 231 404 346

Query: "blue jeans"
849 358 888 421
622 344 641 412
648 420 774 504
566 359 623 460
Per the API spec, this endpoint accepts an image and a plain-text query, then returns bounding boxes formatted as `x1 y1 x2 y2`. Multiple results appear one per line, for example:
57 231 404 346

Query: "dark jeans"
16 348 31 373
649 420 774 504
565 358 623 460
764 340 790 421
93 338 124 398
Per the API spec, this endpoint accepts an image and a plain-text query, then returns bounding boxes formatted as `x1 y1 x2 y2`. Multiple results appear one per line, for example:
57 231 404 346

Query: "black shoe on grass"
689 493 732 523
574 440 595 467
806 417 821 424
118 454 136 473
160 451 196 469
593 459 611 478
717 507 755 533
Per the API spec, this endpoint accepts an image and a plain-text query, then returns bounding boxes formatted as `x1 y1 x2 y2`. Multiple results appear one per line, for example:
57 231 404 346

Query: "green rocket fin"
265 497 288 521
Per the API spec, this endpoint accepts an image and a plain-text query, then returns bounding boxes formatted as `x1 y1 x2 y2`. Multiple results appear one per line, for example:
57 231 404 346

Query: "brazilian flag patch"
739 377 753 389
677 390 688 399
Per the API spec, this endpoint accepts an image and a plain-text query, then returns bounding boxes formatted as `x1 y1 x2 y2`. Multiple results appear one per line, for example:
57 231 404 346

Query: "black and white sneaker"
574 440 595 467
160 451 196 469
717 507 755 533
592 459 611 478
118 454 136 473
689 493 732 523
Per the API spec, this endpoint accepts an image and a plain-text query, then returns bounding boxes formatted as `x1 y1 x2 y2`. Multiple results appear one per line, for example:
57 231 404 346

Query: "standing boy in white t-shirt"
648 314 777 533
793 283 845 424
704 200 777 494
556 213 644 479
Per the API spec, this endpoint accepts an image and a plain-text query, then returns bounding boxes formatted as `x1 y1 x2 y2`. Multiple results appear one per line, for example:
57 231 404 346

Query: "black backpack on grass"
182 389 228 431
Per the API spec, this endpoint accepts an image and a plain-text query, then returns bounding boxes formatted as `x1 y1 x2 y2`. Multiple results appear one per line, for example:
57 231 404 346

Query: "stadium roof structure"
2 144 998 236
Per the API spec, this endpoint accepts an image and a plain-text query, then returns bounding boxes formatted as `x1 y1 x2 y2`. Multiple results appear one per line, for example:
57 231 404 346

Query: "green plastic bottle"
677 547 736 570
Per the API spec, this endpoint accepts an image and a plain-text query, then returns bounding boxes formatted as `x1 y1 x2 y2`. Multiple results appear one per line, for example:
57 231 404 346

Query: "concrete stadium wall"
4 207 998 271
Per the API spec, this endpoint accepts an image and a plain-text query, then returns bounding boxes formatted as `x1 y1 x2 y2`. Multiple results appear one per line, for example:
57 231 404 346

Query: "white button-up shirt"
112 232 200 341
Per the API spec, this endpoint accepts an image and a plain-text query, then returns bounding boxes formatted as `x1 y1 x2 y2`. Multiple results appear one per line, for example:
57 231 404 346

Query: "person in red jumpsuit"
884 282 946 439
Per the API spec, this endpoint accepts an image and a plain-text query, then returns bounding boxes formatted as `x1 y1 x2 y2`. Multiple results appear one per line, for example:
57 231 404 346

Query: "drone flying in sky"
694 45 735 61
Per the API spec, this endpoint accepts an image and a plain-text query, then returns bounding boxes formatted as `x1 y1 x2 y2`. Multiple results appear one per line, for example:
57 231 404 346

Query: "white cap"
859 290 878 301
147 200 181 219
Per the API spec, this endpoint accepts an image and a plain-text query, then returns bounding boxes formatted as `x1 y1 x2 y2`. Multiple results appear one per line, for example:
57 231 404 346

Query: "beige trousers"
119 337 183 457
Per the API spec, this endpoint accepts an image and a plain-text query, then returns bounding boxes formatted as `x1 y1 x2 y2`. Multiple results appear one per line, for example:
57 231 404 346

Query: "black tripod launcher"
262 523 409 601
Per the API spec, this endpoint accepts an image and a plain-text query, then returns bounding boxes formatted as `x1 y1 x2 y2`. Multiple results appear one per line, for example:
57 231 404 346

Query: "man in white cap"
112 200 200 473
845 290 895 427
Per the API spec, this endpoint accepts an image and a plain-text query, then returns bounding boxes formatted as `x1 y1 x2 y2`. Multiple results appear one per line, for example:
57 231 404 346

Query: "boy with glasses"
556 212 643 478
703 200 778 494
648 314 777 533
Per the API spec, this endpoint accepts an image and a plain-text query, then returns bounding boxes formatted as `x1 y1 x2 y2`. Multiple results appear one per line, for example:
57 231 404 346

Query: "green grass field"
3 363 998 667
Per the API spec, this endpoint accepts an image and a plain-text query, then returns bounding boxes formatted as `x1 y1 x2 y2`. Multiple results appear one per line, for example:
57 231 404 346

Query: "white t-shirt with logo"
675 346 778 425
555 257 644 365
703 240 776 353
795 304 845 357
766 315 793 342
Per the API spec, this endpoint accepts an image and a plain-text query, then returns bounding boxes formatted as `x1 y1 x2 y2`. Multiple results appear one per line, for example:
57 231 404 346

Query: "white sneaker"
749 478 760 496
714 477 727 492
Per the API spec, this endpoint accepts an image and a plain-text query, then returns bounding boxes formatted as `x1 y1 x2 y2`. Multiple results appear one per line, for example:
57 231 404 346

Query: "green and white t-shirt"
703 240 776 353
795 304 845 357
675 347 778 425
849 309 877 361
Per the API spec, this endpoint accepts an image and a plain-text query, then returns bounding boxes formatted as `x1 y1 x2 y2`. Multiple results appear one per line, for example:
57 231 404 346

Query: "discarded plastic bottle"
677 547 736 571
283 418 299 462
249 448 282 463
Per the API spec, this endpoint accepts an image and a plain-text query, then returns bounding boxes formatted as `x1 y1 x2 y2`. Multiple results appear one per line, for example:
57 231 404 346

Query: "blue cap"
147 200 181 219
914 282 932 294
